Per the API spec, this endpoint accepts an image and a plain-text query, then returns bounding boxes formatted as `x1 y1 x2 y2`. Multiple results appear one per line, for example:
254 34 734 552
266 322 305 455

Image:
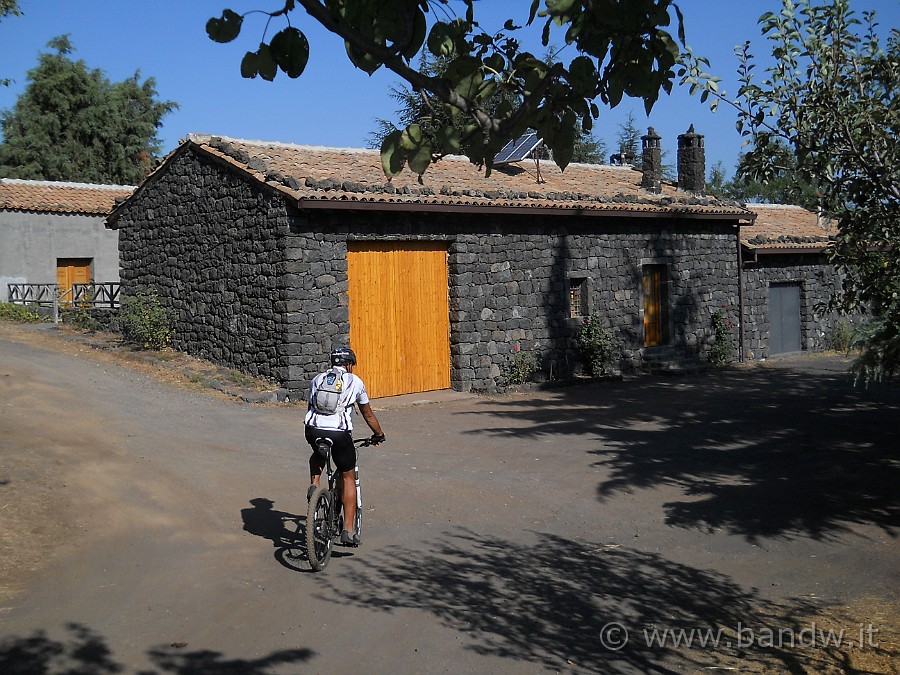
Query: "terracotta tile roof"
120 134 752 221
0 178 135 215
742 204 836 252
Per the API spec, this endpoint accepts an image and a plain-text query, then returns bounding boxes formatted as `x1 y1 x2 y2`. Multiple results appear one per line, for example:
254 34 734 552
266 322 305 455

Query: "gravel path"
1 322 898 673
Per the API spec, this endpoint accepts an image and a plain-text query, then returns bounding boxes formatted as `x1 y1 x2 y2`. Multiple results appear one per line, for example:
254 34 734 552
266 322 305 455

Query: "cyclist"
305 346 384 547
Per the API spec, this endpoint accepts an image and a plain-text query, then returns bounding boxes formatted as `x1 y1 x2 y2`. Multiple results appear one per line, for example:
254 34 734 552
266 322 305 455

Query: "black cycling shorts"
305 425 357 473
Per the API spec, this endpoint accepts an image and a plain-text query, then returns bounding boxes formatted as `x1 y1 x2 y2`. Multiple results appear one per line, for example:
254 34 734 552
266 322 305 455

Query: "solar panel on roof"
494 131 542 165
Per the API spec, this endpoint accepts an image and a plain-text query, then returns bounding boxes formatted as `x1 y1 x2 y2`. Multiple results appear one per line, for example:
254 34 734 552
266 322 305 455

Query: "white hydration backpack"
312 368 348 415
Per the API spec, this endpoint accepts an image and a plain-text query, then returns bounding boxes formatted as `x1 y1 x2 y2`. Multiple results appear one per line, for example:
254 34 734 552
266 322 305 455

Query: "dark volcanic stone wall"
116 149 292 383
116 147 743 395
742 253 850 359
287 210 742 393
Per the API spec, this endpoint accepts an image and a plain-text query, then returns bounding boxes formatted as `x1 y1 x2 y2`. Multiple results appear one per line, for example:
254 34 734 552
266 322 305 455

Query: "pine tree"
0 35 177 184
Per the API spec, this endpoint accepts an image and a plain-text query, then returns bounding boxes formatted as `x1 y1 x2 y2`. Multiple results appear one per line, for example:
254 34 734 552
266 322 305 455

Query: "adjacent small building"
741 204 847 360
0 178 133 302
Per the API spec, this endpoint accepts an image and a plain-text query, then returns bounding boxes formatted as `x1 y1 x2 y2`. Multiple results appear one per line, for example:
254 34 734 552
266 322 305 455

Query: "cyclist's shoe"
340 529 360 547
306 484 317 502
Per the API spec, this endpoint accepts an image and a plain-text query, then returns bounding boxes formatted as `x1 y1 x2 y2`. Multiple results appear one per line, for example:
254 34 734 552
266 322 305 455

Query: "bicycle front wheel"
306 486 335 571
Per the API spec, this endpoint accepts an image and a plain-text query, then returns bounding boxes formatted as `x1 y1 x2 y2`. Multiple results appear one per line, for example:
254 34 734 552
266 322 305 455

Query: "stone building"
741 204 849 360
107 129 761 397
1 178 132 302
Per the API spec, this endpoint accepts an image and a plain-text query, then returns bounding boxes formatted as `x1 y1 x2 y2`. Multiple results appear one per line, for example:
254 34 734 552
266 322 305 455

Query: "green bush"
577 315 619 377
708 309 735 367
119 290 173 350
63 306 102 331
0 302 46 323
848 316 898 386
504 345 539 385
828 318 854 353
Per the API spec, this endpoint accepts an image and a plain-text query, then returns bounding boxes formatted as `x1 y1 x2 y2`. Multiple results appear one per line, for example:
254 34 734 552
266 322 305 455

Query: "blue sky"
1 0 898 179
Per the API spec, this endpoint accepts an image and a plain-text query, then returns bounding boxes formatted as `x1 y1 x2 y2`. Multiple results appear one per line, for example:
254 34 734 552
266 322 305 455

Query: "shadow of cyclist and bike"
239 497 355 573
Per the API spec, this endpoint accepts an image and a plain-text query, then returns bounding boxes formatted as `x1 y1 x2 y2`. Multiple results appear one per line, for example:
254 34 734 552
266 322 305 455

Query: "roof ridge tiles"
0 177 136 190
191 132 383 157
180 132 753 218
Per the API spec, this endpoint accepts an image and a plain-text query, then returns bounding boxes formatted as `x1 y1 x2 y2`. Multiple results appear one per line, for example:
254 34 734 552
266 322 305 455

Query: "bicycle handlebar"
355 434 385 447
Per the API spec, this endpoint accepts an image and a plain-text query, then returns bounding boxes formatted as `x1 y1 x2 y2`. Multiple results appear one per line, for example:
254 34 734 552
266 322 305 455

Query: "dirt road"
1 322 898 673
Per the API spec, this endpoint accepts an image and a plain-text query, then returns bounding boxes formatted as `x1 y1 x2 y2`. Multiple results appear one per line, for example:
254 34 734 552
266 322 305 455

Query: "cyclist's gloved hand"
371 433 386 445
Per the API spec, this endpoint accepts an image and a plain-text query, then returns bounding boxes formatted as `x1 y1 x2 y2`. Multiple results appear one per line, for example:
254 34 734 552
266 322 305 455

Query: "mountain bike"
306 436 374 571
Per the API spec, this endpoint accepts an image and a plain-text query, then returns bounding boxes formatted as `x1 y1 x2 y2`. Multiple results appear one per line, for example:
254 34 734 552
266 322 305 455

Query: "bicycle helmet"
330 346 357 367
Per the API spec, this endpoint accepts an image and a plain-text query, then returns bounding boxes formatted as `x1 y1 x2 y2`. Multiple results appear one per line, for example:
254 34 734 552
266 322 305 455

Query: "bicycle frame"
306 437 368 571
318 439 363 528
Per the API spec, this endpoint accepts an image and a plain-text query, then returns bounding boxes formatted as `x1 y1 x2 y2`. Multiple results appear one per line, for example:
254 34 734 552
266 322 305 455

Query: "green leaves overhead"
427 19 468 59
206 9 243 43
270 27 310 78
241 44 277 81
380 124 432 179
208 1 690 178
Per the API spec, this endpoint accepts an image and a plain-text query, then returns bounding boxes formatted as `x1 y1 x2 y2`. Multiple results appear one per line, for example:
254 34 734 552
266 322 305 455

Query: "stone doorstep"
368 388 477 410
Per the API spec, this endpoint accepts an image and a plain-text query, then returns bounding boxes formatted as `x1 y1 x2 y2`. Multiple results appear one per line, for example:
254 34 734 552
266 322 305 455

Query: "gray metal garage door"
769 283 802 354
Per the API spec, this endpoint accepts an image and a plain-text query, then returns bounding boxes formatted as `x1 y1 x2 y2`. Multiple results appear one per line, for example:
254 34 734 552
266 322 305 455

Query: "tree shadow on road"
322 528 897 673
464 358 900 541
0 622 314 674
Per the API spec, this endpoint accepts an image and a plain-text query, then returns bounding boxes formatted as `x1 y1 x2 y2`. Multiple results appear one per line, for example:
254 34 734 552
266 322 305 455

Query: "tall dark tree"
728 142 818 207
706 161 730 198
613 110 641 164
610 110 674 178
0 35 177 184
706 143 817 207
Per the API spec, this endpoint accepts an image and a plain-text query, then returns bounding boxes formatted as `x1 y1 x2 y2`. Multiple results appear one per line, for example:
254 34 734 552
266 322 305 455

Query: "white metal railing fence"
6 283 59 306
72 282 120 309
6 282 120 323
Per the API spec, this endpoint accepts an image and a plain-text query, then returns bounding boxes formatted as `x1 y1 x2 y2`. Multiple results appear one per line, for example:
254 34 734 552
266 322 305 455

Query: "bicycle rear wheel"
306 486 335 571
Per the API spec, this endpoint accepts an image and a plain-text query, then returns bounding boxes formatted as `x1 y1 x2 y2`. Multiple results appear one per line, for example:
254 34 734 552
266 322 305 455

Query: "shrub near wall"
0 302 45 323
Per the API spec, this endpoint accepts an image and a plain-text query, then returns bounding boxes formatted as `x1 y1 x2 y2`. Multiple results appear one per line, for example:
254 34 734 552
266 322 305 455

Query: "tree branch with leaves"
680 0 900 382
207 0 687 177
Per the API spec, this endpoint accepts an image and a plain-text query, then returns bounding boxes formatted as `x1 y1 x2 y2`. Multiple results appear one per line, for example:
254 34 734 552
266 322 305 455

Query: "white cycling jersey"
304 367 370 432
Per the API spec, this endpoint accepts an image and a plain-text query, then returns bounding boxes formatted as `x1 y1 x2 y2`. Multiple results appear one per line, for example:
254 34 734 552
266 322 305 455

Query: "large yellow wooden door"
56 258 92 306
347 242 450 398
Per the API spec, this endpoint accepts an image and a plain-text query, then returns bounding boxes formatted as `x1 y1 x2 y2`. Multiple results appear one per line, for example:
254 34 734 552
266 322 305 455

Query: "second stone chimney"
677 125 706 194
641 127 662 193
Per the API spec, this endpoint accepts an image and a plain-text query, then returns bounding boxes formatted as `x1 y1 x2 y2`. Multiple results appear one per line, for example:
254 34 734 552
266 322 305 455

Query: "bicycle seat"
314 437 333 457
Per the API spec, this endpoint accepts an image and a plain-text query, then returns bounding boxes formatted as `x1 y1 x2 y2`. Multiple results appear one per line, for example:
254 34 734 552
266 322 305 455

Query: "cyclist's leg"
304 425 327 491
329 433 358 544
339 468 357 539
308 451 325 486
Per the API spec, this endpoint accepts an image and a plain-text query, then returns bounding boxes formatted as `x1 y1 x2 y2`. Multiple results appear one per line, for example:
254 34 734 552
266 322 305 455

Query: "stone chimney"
677 125 705 194
641 127 662 193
